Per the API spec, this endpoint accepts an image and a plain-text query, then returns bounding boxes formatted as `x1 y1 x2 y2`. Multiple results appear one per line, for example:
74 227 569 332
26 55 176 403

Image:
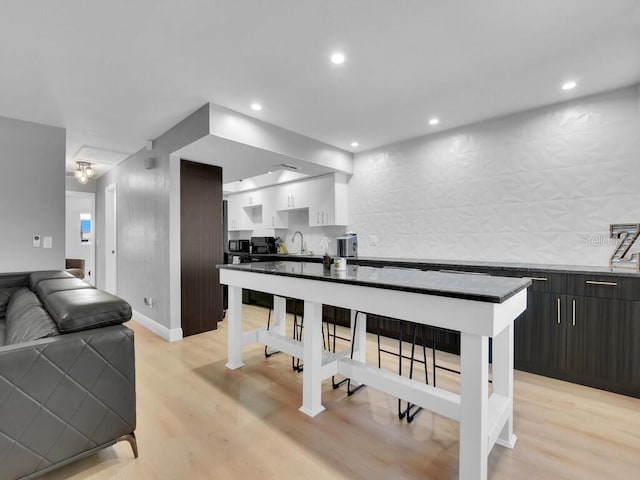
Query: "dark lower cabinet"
515 291 566 372
516 284 640 398
565 295 640 396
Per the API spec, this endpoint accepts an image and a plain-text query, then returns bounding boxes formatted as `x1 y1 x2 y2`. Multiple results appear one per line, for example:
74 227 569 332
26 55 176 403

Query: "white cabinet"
228 174 347 230
262 187 289 229
308 173 348 226
227 193 252 231
242 190 262 208
277 181 309 210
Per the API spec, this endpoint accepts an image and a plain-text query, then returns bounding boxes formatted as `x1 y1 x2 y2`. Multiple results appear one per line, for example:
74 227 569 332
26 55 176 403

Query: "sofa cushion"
28 270 74 290
5 287 59 344
0 286 18 319
6 288 43 320
6 305 59 344
35 277 94 300
44 288 132 333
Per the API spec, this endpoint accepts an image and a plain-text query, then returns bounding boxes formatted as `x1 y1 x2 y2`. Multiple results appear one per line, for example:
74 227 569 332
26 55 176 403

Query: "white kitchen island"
219 261 530 480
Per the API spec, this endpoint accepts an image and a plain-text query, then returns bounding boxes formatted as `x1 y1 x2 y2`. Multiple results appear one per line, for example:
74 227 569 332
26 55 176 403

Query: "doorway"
65 191 95 284
105 183 117 294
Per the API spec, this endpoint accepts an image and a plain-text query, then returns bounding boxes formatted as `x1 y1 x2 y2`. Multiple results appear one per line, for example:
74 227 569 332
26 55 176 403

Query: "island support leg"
272 295 287 336
493 322 517 448
459 333 488 480
225 286 244 369
299 300 325 417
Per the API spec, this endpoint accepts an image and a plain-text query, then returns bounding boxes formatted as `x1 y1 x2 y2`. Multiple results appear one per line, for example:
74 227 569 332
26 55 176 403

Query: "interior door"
104 183 117 294
180 160 223 336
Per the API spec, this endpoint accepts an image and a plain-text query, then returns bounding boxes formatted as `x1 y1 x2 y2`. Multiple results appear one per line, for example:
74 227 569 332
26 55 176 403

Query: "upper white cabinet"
227 193 252 230
276 181 309 211
242 190 262 208
308 173 348 226
262 187 289 229
227 173 348 230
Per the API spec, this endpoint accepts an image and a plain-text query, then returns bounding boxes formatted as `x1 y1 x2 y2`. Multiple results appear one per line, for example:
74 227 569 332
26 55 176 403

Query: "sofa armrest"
0 325 136 480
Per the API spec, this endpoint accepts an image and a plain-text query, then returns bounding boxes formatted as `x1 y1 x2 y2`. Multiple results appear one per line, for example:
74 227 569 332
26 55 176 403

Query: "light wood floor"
42 305 640 479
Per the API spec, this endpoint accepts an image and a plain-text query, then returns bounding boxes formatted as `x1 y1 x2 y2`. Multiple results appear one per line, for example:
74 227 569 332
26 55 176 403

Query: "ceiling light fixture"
330 52 345 64
562 81 577 90
429 118 440 125
351 141 359 148
74 161 94 184
250 103 262 111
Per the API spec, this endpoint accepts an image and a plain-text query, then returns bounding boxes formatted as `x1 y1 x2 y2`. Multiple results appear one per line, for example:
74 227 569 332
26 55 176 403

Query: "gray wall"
96 104 210 329
0 115 65 272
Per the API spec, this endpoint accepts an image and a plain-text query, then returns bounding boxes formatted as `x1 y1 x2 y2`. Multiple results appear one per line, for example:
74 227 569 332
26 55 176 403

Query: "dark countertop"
246 254 640 277
219 261 531 304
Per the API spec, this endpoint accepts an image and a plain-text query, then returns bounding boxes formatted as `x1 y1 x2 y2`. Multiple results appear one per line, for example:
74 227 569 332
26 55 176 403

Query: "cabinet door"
262 187 288 228
308 175 334 226
566 296 640 389
289 181 308 209
514 291 566 372
243 190 262 207
227 193 251 230
308 174 348 226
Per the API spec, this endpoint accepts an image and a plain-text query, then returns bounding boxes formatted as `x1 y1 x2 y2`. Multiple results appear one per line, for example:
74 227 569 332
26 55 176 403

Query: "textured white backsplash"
349 86 640 266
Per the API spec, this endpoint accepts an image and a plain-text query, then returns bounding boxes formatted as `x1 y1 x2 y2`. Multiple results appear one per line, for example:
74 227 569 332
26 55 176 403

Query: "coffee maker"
336 233 357 257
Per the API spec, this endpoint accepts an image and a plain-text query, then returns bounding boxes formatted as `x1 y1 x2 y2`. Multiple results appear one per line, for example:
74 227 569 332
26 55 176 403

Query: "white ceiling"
1 0 640 178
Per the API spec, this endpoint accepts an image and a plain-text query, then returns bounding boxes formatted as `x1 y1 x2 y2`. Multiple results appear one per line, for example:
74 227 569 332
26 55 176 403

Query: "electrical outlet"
43 236 52 248
33 235 41 247
368 235 378 247
144 297 154 308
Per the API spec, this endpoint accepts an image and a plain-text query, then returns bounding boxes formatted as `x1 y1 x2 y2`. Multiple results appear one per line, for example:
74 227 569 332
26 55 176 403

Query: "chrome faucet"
292 231 304 254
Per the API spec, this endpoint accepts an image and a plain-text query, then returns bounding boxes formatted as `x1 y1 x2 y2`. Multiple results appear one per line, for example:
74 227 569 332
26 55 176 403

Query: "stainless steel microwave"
229 239 250 253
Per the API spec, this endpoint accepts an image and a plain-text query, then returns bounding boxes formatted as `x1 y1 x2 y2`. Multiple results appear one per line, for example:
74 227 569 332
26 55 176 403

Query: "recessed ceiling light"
250 103 262 111
562 81 577 90
429 117 440 125
350 141 359 148
267 171 272 175
330 52 345 65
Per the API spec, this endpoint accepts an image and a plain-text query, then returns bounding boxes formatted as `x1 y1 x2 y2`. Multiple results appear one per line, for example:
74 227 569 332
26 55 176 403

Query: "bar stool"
323 306 363 393
346 266 431 421
263 298 304 371
264 299 328 373
369 312 430 421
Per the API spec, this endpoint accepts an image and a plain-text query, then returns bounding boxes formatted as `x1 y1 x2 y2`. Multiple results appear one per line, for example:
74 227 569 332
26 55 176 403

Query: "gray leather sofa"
0 270 136 480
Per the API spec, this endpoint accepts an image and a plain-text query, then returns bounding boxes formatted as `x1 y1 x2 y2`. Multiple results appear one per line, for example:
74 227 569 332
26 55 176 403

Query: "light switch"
43 236 52 249
33 235 41 247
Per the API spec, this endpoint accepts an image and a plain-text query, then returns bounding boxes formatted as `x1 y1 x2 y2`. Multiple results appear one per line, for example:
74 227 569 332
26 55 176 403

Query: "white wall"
349 85 640 266
278 210 347 256
0 116 65 272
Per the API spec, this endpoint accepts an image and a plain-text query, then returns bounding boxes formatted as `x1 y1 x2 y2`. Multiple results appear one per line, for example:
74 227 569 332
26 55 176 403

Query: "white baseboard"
132 310 183 342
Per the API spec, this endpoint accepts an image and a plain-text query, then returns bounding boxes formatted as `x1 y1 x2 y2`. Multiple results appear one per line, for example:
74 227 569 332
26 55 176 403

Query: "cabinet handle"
317 211 320 224
272 216 274 227
557 298 561 324
585 280 618 286
527 277 548 281
287 196 290 208
572 299 576 326
291 195 295 208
